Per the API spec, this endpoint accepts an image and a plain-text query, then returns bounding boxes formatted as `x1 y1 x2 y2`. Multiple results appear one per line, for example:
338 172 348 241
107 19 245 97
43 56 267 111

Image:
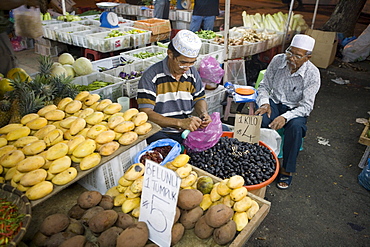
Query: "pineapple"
31 74 57 105
38 55 53 78
50 75 79 105
0 99 11 127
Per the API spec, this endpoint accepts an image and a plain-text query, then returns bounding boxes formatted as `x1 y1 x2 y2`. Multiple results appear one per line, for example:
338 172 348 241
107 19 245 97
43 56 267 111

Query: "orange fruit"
0 78 14 93
6 68 31 82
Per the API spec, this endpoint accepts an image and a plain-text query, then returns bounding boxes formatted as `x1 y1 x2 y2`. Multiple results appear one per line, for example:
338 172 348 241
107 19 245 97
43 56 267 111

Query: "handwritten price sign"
139 160 181 247
234 114 262 143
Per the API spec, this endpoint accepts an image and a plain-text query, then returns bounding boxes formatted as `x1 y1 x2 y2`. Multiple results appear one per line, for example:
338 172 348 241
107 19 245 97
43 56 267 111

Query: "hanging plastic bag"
133 139 181 166
13 5 43 39
358 158 370 191
342 24 370 62
199 56 225 85
183 112 223 152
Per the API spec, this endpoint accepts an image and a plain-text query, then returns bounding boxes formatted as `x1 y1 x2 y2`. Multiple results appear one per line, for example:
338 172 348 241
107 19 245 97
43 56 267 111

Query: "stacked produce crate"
133 18 172 43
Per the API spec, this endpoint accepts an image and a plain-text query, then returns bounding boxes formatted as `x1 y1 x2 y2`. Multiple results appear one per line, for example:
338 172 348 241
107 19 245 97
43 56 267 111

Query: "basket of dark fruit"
134 138 182 165
0 183 32 246
187 132 279 191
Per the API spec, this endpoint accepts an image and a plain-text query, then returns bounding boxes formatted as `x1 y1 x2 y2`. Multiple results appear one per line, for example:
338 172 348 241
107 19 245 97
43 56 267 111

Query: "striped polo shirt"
137 56 206 119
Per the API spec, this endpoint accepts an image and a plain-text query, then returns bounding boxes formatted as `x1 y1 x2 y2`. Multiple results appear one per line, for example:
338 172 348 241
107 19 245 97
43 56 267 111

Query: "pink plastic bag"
183 112 223 152
199 56 225 85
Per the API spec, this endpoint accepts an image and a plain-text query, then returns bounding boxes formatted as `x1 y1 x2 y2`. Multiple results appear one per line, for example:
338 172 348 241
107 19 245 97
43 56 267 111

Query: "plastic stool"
223 96 255 121
84 49 115 61
277 128 304 159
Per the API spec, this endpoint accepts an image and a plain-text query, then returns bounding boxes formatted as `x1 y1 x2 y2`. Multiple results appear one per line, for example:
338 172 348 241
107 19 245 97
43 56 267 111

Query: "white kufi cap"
172 30 202 58
291 34 315 52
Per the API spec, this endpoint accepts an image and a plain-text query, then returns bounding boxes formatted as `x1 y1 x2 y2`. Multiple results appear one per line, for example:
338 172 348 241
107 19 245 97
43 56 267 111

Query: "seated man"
136 30 212 144
255 34 321 189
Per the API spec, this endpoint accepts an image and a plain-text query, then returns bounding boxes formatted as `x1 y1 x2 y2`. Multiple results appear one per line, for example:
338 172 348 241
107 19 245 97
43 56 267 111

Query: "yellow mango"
134 122 152 135
217 179 232 196
6 126 30 141
227 175 245 189
5 167 17 181
25 181 54 200
114 132 122 141
0 137 7 147
0 124 23 134
21 113 40 125
0 145 16 159
74 91 90 101
103 103 122 115
43 129 64 146
105 186 120 198
17 155 45 172
124 163 145 181
131 112 148 126
67 135 85 155
33 125 56 140
233 211 249 231
48 156 71 174
85 112 104 125
121 198 140 214
98 141 120 156
72 139 96 158
20 168 47 187
131 206 140 218
17 183 30 192
12 170 25 183
26 117 48 130
78 127 90 138
114 193 127 207
200 194 213 211
118 131 138 146
46 170 55 180
175 163 192 178
57 97 73 111
64 100 83 114
71 155 83 163
86 124 107 139
22 140 47 155
107 115 125 129
230 187 248 202
37 104 57 117
223 194 235 208
69 117 87 135
210 182 222 202
46 142 69 160
44 109 65 121
51 167 77 185
77 107 94 119
130 176 144 193
59 116 78 129
114 121 135 133
96 99 113 112
172 154 190 168
123 108 139 121
233 196 253 213
83 93 100 106
180 171 198 188
79 152 101 171
118 176 133 187
95 130 116 144
13 136 37 148
63 130 74 140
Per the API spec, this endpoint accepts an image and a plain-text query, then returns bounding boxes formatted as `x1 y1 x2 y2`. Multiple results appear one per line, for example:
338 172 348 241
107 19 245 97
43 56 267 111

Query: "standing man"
137 30 211 144
0 0 39 76
255 34 320 190
189 0 219 33
154 0 170 19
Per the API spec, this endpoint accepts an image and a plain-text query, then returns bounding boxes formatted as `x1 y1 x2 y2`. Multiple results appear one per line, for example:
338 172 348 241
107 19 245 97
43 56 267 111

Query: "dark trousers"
261 99 307 173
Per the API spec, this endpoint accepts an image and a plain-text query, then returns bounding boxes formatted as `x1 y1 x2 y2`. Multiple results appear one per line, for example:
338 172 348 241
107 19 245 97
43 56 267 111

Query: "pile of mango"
0 92 152 201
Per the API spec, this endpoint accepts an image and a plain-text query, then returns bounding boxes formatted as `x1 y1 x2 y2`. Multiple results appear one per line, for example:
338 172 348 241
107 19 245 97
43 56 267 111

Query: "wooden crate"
359 123 370 146
175 166 271 247
134 18 171 35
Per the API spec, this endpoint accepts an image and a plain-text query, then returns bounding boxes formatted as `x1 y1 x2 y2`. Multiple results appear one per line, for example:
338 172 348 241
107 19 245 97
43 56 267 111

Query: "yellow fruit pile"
0 92 152 201
105 153 259 233
0 68 31 97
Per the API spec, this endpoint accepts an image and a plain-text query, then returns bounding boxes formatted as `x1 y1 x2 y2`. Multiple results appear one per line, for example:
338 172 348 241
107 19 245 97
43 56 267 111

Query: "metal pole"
62 0 66 15
311 0 320 29
223 0 231 83
281 0 295 52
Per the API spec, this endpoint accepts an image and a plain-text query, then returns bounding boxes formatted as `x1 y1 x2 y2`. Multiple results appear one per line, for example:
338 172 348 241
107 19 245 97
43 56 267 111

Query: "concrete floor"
14 0 370 246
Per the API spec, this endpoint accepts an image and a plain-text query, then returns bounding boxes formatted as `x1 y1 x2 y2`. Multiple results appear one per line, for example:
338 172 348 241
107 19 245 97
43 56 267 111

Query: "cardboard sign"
139 160 181 247
234 114 262 143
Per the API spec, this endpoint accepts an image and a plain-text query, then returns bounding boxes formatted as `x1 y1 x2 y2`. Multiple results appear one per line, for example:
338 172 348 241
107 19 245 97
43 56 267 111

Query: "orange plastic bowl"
221 132 280 191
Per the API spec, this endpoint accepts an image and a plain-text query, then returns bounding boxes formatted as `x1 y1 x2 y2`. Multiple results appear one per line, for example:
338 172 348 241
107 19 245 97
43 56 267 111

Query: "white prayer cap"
172 30 202 58
291 34 315 52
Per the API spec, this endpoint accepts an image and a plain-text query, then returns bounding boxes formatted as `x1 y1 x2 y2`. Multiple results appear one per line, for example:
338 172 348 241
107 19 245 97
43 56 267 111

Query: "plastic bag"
358 158 370 191
183 112 223 152
199 56 225 85
259 128 282 156
133 138 181 166
342 24 370 62
13 5 43 39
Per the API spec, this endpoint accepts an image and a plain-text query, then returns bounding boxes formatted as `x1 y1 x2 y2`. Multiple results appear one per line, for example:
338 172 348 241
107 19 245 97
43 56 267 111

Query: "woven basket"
0 183 32 246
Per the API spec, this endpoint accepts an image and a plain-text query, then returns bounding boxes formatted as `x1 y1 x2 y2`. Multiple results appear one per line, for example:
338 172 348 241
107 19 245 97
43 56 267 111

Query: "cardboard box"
305 29 338 69
150 31 170 43
50 0 76 13
134 18 171 35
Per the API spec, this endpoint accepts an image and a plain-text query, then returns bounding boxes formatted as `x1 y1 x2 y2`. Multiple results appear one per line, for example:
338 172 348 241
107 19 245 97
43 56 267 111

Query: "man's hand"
180 117 202 131
268 116 286 130
255 104 271 117
199 112 212 129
